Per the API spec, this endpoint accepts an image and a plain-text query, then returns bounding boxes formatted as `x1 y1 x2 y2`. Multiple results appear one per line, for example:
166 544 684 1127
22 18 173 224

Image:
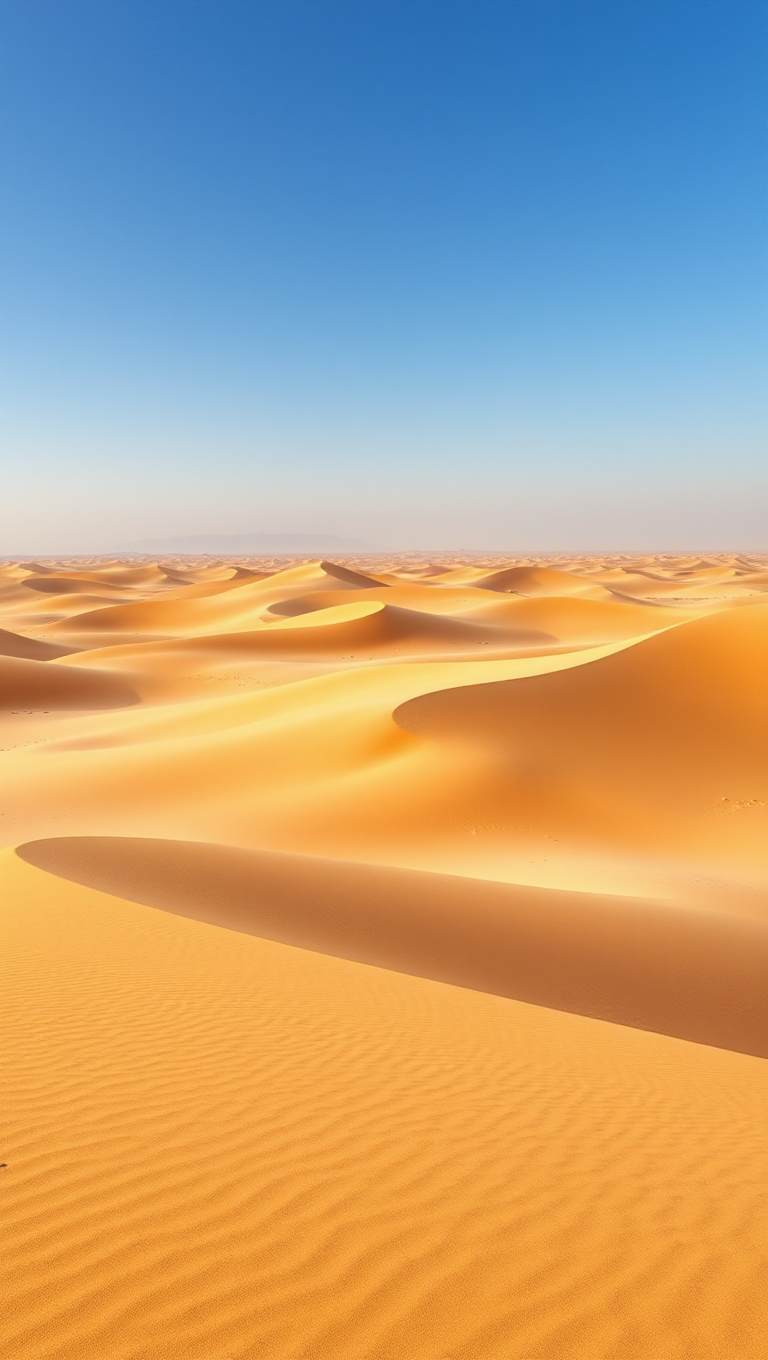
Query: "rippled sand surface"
2 552 767 1359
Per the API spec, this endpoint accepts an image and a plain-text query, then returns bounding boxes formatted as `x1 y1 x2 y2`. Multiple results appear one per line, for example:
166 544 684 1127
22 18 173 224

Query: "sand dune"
18 835 768 1055
0 627 76 660
20 573 140 596
252 599 540 654
0 653 139 710
319 558 386 587
476 563 609 597
452 592 678 643
35 560 357 642
1 552 767 1360
394 603 768 875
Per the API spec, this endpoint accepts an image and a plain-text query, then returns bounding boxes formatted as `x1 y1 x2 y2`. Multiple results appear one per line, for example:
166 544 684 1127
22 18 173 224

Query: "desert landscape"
1 551 766 1359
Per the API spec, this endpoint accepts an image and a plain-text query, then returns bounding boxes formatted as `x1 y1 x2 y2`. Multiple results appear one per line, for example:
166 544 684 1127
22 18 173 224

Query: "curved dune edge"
0 626 76 661
17 836 768 1057
318 559 386 588
0 654 139 710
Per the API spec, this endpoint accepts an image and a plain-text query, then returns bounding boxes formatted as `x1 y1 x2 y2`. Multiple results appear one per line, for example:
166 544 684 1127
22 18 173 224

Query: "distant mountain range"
116 532 385 555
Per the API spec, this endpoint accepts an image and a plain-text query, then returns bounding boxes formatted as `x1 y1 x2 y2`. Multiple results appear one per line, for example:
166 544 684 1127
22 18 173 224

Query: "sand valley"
2 552 767 1359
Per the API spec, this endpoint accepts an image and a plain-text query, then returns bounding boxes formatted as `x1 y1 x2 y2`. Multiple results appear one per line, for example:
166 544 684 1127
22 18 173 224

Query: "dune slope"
3 848 767 1360
17 835 768 1056
1 552 767 1360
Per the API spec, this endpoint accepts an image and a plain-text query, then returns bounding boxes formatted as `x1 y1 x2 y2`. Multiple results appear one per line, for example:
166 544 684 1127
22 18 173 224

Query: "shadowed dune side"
11 561 57 574
606 571 766 602
159 565 233 584
36 583 271 640
632 564 736 582
476 565 608 597
0 628 77 661
89 564 178 586
4 591 132 620
60 599 552 662
230 565 269 581
0 657 139 711
460 594 680 645
0 582 40 612
394 604 768 869
319 560 387 588
275 601 541 653
37 562 344 640
395 603 768 744
266 588 377 617
17 836 768 1056
265 582 550 625
20 575 136 597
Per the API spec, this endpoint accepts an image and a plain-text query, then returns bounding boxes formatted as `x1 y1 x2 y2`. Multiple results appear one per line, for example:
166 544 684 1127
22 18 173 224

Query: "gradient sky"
2 0 766 553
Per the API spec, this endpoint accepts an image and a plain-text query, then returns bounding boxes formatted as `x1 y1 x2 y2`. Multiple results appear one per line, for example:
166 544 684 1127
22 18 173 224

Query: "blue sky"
2 0 766 552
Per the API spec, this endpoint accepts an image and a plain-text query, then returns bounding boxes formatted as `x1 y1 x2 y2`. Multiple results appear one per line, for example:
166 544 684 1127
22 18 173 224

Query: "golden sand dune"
35 562 361 642
474 563 610 597
394 605 768 877
17 835 768 1056
449 593 681 647
2 850 766 1360
1 552 767 1360
0 627 75 661
319 558 386 587
0 654 139 711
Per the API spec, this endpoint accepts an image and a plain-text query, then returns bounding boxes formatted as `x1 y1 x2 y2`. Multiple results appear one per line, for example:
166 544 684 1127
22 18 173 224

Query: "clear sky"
2 0 766 553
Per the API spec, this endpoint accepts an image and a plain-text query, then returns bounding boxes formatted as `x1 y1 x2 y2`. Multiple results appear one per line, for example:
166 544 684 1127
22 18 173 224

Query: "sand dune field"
1 553 767 1359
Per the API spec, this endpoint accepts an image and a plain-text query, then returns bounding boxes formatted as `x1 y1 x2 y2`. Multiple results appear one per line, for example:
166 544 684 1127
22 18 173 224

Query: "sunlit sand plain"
2 551 767 1360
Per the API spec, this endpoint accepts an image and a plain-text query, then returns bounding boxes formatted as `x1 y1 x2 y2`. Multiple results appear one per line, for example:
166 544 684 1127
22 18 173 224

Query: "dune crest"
0 653 139 710
2 552 767 1360
18 834 768 1056
0 627 76 661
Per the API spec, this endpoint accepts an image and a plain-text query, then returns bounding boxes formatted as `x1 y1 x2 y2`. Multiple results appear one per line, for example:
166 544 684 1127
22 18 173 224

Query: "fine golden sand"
1 552 767 1359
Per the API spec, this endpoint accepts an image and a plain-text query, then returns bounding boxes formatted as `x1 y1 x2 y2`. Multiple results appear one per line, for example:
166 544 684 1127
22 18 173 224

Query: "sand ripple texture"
1 553 767 1359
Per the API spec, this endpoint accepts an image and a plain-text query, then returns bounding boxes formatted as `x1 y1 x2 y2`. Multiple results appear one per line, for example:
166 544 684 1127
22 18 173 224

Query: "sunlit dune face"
2 551 767 1360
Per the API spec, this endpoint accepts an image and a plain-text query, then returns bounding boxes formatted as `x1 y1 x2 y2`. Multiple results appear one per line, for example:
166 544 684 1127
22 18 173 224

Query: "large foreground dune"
1 552 767 1359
